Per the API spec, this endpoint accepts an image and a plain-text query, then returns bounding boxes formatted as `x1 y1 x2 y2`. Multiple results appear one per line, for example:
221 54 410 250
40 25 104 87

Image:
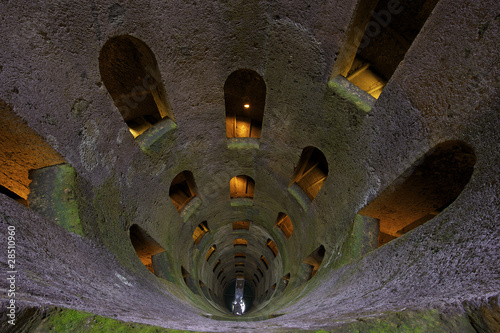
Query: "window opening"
275 213 293 239
206 245 217 261
290 147 328 201
230 175 255 199
302 245 325 281
169 171 197 212
233 221 250 230
266 239 278 257
193 221 209 245
224 69 266 139
234 239 248 247
129 224 165 274
99 35 174 137
343 0 439 98
359 141 476 246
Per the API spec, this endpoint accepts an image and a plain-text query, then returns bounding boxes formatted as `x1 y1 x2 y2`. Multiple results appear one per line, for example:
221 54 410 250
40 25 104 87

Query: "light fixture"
242 96 250 109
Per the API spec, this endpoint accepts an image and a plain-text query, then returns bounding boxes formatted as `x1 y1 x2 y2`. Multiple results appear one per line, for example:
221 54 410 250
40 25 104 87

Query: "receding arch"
260 256 269 270
234 239 248 247
213 259 221 272
0 99 65 204
129 224 165 273
278 273 290 293
290 147 328 201
275 213 293 240
266 239 278 257
333 0 439 99
360 141 476 246
169 171 198 213
193 221 209 245
206 245 217 261
224 69 266 139
302 245 325 281
181 266 198 295
257 266 264 278
233 221 250 230
230 175 255 199
99 35 174 137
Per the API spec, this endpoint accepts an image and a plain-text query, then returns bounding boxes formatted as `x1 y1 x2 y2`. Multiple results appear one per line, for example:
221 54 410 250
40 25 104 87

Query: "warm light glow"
243 104 250 108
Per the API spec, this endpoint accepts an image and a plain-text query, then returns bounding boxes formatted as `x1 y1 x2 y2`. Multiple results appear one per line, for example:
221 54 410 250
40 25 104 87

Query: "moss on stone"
327 76 374 114
28 164 84 236
29 308 197 332
138 117 177 152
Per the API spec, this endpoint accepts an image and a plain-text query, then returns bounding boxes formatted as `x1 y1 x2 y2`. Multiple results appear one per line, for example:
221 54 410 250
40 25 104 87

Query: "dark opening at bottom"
223 279 254 315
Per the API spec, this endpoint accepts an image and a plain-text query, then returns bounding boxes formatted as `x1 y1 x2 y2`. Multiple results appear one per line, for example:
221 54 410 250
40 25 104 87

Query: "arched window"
275 213 293 239
232 221 250 230
0 99 65 205
302 245 325 281
99 35 174 137
169 171 198 212
129 224 165 274
279 273 290 292
230 175 255 199
359 141 476 246
213 259 221 272
193 221 209 245
224 69 266 139
260 255 269 270
290 147 328 201
181 266 198 295
234 239 248 247
206 245 217 261
266 239 278 257
335 0 439 98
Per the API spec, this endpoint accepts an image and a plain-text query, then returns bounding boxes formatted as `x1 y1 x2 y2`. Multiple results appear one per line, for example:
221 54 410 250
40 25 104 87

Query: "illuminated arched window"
360 141 476 246
99 35 174 137
290 147 328 201
266 239 278 257
234 239 248 247
193 221 209 245
230 175 255 199
0 99 65 206
206 245 217 261
275 213 293 240
213 259 221 272
334 1 439 99
129 224 165 274
169 171 198 213
224 69 266 139
260 256 269 270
